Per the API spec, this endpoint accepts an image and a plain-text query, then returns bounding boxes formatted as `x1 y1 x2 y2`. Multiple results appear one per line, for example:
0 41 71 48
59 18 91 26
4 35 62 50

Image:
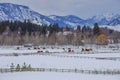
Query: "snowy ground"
0 72 120 80
0 45 120 54
0 45 120 80
0 55 120 70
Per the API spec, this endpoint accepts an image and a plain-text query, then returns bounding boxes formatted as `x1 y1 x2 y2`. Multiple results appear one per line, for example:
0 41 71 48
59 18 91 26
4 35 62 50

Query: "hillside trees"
0 20 119 45
76 25 81 33
93 23 100 35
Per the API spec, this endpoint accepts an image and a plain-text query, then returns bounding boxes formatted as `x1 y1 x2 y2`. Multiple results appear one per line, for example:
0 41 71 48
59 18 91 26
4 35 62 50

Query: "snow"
0 3 120 27
0 49 37 54
49 15 57 20
0 72 120 80
101 25 120 32
0 44 120 55
32 19 42 25
0 3 52 25
0 54 120 70
65 21 76 26
93 13 115 21
0 45 120 80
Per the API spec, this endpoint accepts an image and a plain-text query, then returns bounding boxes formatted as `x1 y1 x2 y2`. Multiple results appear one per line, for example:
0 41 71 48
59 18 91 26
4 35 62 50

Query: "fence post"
0 68 2 73
75 68 77 73
10 63 14 72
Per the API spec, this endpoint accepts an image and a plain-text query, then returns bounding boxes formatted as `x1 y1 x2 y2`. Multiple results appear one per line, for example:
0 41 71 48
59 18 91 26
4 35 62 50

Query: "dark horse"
81 48 93 52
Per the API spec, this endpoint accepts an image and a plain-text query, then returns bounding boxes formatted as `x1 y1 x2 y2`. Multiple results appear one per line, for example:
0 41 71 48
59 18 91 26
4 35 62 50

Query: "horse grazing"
85 48 93 51
81 48 93 54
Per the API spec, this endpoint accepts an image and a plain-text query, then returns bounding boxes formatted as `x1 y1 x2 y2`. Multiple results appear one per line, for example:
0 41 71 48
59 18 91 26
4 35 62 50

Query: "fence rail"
0 52 120 61
0 68 120 75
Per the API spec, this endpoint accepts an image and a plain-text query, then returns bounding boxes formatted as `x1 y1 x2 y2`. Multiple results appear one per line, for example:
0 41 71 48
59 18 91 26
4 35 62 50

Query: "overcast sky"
0 0 120 19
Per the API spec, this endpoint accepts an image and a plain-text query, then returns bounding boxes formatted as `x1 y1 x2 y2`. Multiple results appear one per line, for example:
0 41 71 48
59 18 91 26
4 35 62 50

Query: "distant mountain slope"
0 3 55 25
0 3 120 27
48 15 85 27
86 13 120 26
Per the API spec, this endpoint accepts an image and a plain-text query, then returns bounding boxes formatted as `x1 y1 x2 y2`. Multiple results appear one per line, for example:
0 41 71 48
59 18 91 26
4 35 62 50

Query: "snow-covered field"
0 45 120 80
0 44 120 54
0 55 120 70
0 72 120 80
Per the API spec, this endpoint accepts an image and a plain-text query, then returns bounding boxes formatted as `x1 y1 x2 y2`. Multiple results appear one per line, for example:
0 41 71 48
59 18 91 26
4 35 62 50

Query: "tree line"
0 20 119 45
0 20 100 35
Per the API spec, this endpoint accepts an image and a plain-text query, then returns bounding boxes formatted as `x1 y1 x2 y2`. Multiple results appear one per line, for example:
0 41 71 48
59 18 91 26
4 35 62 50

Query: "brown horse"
81 48 93 52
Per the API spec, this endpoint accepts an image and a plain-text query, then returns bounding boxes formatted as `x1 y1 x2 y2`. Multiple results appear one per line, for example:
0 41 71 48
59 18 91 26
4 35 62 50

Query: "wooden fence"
0 52 120 61
0 68 120 75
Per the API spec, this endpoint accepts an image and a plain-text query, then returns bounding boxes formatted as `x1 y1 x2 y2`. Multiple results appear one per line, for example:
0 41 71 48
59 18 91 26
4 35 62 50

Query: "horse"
81 48 93 54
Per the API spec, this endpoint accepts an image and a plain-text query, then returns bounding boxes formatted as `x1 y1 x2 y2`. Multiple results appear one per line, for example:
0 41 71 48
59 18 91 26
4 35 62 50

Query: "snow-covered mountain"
86 13 120 26
0 3 120 27
48 15 85 27
0 3 55 25
108 14 120 25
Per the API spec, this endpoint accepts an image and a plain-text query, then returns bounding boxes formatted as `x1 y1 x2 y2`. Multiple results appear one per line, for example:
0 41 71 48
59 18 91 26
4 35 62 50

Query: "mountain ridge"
0 3 120 27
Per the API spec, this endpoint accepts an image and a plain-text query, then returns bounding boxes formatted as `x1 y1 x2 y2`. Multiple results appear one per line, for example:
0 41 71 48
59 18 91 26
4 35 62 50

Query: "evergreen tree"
41 24 47 36
82 25 87 33
76 25 81 33
93 23 100 35
21 62 27 71
52 23 59 32
27 64 32 71
16 64 20 71
48 24 54 36
0 23 6 34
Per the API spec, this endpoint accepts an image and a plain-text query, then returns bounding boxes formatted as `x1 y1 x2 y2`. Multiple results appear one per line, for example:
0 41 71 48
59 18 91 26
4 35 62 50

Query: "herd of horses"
63 48 93 53
16 46 93 53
